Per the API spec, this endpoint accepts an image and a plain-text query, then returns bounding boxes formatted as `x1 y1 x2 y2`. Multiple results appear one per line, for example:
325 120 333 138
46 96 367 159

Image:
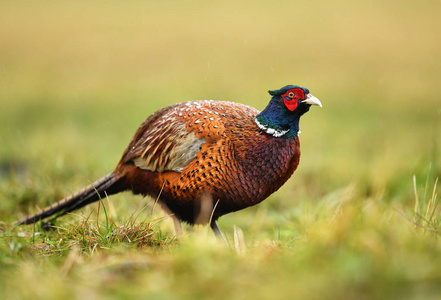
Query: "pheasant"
17 85 321 237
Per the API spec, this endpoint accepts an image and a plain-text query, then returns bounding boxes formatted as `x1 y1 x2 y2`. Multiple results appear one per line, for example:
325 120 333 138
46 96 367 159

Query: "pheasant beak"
302 94 322 107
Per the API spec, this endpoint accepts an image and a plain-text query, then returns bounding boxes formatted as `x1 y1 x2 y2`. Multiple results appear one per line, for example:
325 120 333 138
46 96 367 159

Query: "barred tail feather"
16 173 123 225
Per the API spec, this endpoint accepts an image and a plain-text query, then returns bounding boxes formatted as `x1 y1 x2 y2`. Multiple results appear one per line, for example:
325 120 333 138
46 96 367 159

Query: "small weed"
401 172 440 235
26 198 173 257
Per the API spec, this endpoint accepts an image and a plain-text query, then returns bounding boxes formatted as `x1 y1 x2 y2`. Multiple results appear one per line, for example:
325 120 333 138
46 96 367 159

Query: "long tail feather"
16 172 123 225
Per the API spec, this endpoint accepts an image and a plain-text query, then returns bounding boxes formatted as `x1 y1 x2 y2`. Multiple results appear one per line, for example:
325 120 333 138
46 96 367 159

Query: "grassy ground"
1 0 441 299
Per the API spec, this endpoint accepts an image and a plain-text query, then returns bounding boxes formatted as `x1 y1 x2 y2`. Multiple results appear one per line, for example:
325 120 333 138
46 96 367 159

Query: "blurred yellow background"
0 0 440 211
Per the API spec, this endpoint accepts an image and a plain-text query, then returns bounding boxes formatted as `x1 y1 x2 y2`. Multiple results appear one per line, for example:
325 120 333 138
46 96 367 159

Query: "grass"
1 178 441 299
1 0 441 299
410 170 440 235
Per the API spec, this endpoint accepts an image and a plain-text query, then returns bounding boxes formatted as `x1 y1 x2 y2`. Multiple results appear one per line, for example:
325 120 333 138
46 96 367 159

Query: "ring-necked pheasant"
17 85 321 237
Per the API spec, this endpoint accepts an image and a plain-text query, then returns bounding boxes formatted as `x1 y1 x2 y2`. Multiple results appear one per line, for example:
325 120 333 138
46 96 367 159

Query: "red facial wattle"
283 98 298 111
281 88 306 111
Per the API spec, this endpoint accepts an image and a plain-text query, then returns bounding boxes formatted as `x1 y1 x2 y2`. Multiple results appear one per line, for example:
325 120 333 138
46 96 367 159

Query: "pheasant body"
17 85 321 235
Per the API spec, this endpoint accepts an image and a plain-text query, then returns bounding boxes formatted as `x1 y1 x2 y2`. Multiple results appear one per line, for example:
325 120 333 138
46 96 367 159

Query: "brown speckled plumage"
17 85 321 237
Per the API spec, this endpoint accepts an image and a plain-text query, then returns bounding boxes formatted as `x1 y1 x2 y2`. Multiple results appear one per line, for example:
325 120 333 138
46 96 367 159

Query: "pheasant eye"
288 92 295 98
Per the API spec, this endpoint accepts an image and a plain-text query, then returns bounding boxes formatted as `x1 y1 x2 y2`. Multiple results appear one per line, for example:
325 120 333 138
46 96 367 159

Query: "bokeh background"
1 0 441 298
1 0 439 213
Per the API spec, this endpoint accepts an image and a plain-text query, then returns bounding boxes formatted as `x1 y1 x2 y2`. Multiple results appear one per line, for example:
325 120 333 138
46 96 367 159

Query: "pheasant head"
255 85 322 138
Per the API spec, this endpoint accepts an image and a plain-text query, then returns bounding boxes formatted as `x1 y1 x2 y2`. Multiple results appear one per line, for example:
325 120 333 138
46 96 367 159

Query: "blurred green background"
1 0 441 299
1 0 439 212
